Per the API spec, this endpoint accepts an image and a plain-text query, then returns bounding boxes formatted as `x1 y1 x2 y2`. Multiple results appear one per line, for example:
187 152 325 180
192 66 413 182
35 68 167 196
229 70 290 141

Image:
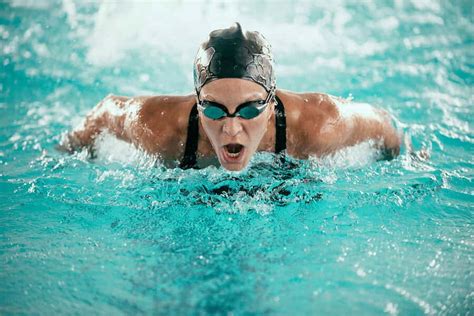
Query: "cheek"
201 118 222 142
245 117 268 141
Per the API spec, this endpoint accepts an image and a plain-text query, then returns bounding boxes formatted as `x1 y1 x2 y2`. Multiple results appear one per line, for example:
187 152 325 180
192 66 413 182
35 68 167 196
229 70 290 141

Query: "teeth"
227 152 239 158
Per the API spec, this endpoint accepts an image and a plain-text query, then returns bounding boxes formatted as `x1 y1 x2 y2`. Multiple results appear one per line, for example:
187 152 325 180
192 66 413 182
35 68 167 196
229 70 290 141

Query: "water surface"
1 1 473 315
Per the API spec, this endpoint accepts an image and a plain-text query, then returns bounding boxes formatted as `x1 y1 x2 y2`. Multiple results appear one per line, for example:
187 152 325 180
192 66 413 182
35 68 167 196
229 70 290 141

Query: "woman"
61 23 400 171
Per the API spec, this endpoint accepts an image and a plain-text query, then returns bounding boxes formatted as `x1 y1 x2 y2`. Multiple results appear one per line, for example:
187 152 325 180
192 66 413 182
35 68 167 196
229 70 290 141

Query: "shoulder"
139 94 196 133
276 89 339 122
137 94 196 156
276 90 346 157
98 93 196 157
141 95 195 115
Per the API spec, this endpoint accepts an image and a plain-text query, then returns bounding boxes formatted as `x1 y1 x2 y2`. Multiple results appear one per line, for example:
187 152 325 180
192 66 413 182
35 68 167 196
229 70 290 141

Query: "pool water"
1 1 473 315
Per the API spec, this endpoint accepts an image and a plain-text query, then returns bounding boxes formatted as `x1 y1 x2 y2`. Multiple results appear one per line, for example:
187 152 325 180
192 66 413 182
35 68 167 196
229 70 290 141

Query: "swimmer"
60 23 401 171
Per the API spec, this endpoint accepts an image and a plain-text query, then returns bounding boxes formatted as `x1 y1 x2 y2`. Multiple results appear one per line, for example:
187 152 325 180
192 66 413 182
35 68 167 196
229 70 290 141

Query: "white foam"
214 190 274 216
95 169 136 187
62 0 78 29
9 0 51 9
384 284 436 315
93 132 157 168
81 2 389 68
410 0 441 14
384 302 399 316
376 16 399 31
309 139 382 169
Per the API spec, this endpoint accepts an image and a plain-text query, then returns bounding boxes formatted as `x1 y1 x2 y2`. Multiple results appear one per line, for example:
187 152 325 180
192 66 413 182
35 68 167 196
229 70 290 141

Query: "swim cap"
193 23 276 95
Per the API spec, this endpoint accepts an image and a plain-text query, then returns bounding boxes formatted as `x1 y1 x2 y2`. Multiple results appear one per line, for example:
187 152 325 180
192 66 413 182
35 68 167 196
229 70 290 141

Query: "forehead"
200 78 267 100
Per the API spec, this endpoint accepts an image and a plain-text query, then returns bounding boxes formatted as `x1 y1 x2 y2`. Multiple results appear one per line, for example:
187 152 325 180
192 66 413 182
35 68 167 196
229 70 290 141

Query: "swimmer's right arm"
58 94 140 153
59 94 190 159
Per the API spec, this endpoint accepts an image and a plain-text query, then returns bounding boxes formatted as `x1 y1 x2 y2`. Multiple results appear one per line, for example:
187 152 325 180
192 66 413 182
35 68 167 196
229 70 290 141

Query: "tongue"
226 144 243 154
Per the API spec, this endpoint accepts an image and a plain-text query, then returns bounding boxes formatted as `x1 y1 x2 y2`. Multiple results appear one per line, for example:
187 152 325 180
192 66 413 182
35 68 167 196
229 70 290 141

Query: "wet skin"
198 79 275 171
63 78 401 170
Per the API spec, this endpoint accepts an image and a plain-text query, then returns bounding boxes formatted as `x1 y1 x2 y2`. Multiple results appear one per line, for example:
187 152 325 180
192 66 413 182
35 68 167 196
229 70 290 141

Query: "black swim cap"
193 23 276 95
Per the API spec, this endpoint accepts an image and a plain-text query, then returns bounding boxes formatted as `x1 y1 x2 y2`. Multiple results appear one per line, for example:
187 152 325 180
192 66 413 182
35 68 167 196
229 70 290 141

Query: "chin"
219 155 250 171
222 162 246 171
219 156 248 171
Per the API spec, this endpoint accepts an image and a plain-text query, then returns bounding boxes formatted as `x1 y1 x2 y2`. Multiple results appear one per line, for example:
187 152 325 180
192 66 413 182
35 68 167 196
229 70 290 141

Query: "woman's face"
198 78 273 171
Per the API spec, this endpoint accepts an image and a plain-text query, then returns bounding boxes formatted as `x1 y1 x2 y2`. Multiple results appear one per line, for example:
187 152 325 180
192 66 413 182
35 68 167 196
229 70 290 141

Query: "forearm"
348 111 401 158
59 95 130 152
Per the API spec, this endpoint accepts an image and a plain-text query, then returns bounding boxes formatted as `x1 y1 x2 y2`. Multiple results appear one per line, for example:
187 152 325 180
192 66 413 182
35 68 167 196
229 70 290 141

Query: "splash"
92 132 158 168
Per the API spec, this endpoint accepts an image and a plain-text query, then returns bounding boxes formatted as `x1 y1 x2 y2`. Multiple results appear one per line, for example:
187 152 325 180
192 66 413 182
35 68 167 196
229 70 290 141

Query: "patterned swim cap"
193 23 276 94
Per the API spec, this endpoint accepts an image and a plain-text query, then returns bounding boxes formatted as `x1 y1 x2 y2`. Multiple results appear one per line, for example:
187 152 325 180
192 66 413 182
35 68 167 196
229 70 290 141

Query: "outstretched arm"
58 94 195 162
332 97 401 159
297 94 401 159
58 94 143 153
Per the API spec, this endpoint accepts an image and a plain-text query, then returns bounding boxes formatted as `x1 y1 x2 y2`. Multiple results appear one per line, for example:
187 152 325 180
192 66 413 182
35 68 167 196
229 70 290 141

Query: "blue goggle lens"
200 101 266 120
203 105 227 120
238 104 261 119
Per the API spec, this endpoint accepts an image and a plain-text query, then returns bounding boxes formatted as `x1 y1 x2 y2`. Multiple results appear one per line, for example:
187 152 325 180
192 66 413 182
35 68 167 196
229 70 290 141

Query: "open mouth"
222 143 245 162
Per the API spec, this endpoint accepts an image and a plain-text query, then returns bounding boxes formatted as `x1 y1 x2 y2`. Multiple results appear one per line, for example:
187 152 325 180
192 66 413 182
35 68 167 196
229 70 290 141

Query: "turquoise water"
1 1 473 315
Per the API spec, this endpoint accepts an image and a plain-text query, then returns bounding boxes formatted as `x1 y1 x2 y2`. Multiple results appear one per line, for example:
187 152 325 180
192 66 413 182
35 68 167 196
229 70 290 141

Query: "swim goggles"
197 89 275 120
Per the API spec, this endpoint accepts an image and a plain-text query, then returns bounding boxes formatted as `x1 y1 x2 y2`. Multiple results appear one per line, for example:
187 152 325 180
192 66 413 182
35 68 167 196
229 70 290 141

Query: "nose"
222 117 243 137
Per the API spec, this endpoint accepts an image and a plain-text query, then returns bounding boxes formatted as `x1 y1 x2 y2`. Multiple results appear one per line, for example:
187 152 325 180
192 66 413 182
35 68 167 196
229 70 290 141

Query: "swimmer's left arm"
334 100 401 159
